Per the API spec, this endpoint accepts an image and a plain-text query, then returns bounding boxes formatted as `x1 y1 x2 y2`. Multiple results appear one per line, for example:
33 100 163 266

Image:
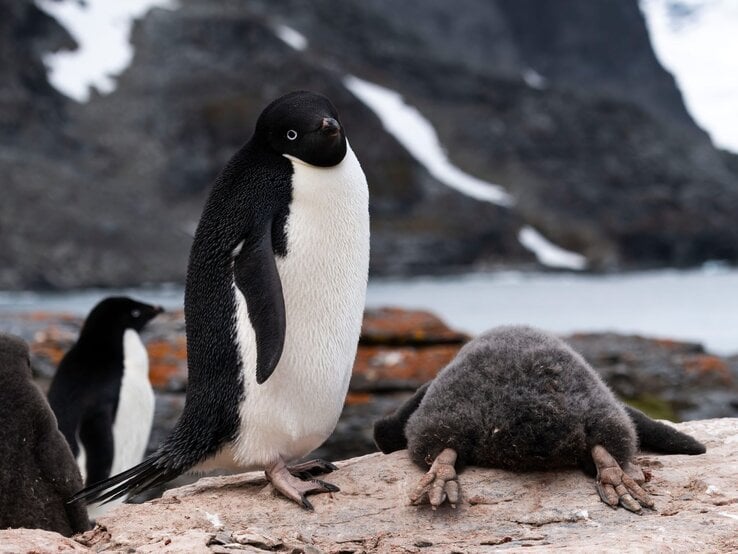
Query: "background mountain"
1 0 737 289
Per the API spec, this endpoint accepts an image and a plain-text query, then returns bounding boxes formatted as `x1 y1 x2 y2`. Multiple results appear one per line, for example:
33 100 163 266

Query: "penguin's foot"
265 458 339 511
287 458 338 479
410 448 459 510
623 460 648 484
591 445 654 513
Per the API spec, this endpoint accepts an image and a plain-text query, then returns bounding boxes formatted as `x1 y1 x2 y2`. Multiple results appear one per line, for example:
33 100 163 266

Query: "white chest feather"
112 329 155 474
231 144 370 468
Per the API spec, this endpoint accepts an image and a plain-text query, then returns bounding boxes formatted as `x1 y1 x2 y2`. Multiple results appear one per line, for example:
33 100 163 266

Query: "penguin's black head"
84 297 164 334
255 91 347 167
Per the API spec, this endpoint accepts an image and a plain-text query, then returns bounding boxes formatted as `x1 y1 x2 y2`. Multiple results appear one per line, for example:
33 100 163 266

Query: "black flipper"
233 220 286 385
624 405 706 455
78 408 115 486
374 382 431 453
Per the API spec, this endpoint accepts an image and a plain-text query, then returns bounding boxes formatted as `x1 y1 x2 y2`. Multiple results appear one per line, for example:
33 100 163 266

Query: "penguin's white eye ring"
131 309 141 318
286 129 298 141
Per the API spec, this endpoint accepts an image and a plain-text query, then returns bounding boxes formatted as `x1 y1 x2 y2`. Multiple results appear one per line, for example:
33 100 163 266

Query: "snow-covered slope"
36 0 177 102
345 75 588 270
641 0 738 152
344 76 514 207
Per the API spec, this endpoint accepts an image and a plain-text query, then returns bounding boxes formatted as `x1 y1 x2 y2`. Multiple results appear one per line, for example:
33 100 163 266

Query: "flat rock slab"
3 419 737 553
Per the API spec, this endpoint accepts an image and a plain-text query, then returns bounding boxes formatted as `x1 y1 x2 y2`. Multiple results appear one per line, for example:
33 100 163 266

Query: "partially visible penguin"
374 325 705 512
47 297 163 489
72 91 370 510
0 334 90 536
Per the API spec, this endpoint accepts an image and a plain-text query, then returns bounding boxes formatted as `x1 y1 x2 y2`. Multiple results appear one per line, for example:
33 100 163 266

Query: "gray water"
368 267 738 355
1 267 736 355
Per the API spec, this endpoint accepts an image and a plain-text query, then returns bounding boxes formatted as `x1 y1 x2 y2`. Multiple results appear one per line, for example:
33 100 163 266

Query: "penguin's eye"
286 129 298 141
131 309 141 318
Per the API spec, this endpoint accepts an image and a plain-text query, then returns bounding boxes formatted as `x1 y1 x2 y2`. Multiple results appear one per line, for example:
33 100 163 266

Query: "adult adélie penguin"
72 91 370 510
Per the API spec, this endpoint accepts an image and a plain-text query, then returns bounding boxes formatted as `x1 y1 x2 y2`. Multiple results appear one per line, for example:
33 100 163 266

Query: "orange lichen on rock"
353 344 461 388
147 336 188 390
23 311 79 323
345 392 373 406
29 324 78 368
682 355 733 385
361 307 469 345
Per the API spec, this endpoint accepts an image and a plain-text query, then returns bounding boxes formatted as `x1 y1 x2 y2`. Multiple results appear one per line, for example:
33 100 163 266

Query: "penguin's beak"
320 117 341 137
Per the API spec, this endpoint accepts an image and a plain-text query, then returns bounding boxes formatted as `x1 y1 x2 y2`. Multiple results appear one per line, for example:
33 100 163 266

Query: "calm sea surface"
1 268 736 355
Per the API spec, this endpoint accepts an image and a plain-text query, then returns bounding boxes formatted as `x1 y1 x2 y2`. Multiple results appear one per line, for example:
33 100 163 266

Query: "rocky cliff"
2 0 738 289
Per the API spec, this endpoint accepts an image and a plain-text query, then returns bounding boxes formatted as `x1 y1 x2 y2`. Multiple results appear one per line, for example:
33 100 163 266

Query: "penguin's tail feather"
625 405 706 455
374 382 430 454
68 452 183 506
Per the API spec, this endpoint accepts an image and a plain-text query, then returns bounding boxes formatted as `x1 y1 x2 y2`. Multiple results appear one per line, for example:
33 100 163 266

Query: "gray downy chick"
0 334 90 536
374 325 705 512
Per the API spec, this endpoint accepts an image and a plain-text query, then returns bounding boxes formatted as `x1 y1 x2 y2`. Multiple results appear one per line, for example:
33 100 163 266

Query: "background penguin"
0 334 90 536
374 325 706 512
47 296 163 489
72 91 370 510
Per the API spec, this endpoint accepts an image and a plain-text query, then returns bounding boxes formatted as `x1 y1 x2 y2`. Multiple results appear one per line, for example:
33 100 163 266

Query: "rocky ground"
1 418 737 553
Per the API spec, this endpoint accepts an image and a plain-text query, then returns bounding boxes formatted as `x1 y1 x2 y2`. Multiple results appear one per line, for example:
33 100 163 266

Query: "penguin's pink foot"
622 460 647 484
592 445 654 513
265 458 339 510
287 458 337 479
410 448 459 509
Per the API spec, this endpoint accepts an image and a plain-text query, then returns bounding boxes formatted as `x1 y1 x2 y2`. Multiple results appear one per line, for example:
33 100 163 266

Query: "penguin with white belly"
48 297 163 487
73 91 370 510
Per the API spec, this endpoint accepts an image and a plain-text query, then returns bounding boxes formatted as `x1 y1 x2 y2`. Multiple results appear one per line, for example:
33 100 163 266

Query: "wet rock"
361 307 470 346
567 333 738 420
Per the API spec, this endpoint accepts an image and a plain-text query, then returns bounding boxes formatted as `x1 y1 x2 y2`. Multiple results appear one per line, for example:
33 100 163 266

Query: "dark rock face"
2 0 738 288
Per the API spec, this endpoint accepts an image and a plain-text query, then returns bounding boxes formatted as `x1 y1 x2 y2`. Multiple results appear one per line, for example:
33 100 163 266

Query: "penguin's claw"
410 448 459 509
265 459 339 510
592 445 655 513
287 459 338 479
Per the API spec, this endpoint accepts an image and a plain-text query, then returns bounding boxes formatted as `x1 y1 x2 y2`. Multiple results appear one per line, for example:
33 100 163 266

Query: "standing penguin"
374 326 705 512
73 91 370 510
0 334 90 536
48 297 163 487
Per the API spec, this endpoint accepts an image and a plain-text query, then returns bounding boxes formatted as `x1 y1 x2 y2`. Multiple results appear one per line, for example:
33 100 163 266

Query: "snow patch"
273 24 308 51
640 0 738 152
518 226 588 271
36 0 177 102
718 511 738 521
344 75 514 207
522 68 548 90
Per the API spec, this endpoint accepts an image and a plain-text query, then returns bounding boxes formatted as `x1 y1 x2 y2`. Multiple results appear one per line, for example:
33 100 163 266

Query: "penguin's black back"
404 326 637 472
153 137 294 471
0 334 90 536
